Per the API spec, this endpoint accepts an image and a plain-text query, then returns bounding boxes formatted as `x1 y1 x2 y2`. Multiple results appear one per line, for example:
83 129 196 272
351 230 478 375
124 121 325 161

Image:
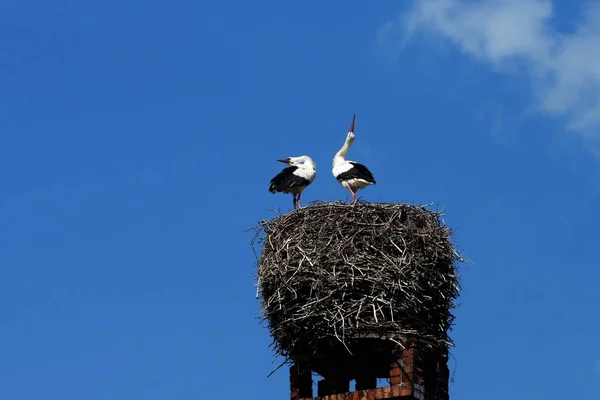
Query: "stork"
269 155 317 210
332 113 376 202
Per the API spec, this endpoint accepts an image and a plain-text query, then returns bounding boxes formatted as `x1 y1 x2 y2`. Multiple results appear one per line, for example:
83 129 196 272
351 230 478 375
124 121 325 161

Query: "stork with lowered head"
268 155 317 210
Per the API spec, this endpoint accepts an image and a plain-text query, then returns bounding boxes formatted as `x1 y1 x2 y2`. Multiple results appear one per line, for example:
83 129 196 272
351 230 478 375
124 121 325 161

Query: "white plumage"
332 113 376 202
269 155 317 209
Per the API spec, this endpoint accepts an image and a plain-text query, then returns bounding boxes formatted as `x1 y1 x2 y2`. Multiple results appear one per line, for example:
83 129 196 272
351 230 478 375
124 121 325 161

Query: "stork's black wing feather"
269 166 311 193
336 162 376 184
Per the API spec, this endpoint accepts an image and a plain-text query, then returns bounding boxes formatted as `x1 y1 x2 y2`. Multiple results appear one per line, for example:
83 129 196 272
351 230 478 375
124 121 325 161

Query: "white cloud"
381 0 600 145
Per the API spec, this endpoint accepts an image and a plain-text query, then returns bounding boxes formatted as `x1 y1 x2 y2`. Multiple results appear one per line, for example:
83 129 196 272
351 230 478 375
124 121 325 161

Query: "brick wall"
288 343 450 400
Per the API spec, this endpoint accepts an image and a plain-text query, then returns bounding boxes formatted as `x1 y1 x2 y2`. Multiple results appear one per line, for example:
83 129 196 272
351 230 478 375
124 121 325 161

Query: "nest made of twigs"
251 200 462 371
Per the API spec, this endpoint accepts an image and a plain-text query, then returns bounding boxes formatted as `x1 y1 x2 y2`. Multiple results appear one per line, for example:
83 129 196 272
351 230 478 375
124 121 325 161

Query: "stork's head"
347 113 356 142
277 155 313 167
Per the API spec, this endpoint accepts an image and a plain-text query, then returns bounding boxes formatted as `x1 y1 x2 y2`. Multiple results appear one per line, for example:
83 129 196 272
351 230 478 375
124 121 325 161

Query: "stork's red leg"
347 187 355 203
297 192 302 209
292 194 297 210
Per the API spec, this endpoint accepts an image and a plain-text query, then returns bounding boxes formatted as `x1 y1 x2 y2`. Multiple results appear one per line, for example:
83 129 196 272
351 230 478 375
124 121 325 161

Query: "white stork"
332 113 376 202
269 155 317 210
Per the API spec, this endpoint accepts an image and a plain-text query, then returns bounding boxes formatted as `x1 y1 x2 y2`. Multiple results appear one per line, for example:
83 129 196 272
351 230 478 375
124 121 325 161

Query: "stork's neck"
302 157 316 171
333 137 353 166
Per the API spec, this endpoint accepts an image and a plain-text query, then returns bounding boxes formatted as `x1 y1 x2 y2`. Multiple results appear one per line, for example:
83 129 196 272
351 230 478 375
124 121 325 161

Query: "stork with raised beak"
332 114 376 202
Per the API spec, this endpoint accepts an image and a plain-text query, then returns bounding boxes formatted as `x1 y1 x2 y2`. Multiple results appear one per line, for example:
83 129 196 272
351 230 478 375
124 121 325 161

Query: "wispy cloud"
379 0 600 148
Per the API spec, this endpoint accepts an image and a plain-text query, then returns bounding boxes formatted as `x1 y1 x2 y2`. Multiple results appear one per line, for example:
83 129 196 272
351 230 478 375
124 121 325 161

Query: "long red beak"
349 112 356 132
276 158 290 164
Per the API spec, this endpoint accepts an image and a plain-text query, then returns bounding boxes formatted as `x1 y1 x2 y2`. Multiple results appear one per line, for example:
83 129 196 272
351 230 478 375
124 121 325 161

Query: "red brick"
374 387 384 399
402 349 415 364
381 386 391 398
390 375 401 385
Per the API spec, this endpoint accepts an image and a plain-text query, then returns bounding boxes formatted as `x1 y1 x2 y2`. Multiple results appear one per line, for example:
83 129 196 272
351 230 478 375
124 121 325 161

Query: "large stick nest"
251 201 462 370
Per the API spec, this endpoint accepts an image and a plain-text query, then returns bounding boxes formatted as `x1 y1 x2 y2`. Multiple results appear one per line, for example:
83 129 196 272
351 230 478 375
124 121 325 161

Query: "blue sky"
1 0 599 399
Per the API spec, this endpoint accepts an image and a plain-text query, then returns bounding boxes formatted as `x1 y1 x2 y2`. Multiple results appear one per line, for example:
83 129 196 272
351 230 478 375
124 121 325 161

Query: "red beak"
276 158 290 164
349 112 356 132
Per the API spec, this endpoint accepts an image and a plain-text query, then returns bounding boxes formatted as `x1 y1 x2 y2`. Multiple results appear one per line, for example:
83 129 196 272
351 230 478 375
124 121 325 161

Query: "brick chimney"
289 341 449 400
